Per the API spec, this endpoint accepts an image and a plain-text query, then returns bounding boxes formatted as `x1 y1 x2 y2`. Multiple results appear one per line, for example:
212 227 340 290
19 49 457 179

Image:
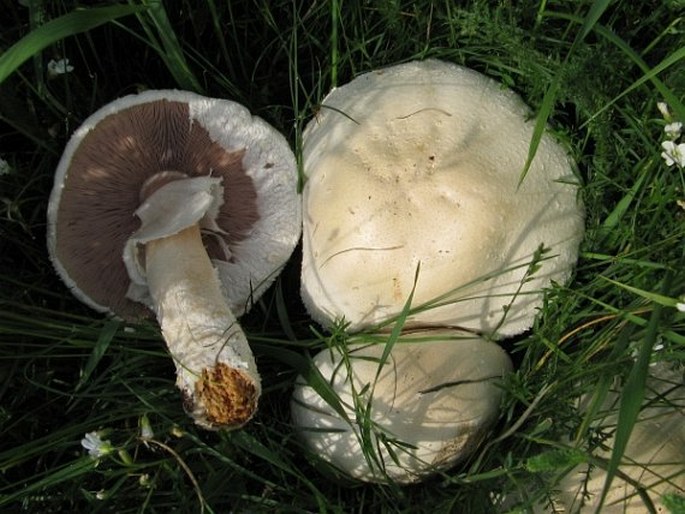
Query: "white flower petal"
139 415 154 441
661 141 677 166
81 432 98 450
657 102 671 119
677 144 685 167
0 158 10 175
47 58 74 77
80 431 112 458
661 140 685 167
662 140 676 152
665 121 683 140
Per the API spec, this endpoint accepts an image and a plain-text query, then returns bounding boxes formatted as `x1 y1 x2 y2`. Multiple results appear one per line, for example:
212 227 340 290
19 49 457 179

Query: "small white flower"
47 58 74 77
139 414 154 441
677 298 685 313
665 121 683 140
658 102 671 119
661 141 685 167
0 159 10 176
81 431 113 459
677 199 685 211
653 341 664 353
139 473 152 488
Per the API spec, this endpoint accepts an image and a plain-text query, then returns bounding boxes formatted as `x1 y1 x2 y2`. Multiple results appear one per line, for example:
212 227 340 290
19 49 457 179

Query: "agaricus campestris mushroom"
531 362 685 513
292 60 584 482
291 330 513 483
47 89 300 429
301 59 584 337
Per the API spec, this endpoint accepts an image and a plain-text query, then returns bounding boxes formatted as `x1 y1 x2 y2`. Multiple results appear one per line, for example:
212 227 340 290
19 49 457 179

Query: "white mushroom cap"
47 89 300 320
291 330 513 483
301 59 584 337
532 362 685 513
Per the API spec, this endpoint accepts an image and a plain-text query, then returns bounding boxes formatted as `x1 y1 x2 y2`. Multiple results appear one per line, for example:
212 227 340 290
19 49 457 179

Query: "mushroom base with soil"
146 224 260 429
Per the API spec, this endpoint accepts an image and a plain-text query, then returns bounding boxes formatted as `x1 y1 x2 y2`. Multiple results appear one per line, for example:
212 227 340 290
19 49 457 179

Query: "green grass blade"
273 281 298 342
546 12 685 122
518 0 611 186
598 168 647 243
138 0 203 93
596 300 664 512
230 430 298 476
374 262 421 383
599 276 680 308
263 343 352 423
519 79 560 187
574 323 634 445
662 493 685 514
204 0 232 73
589 23 684 120
0 458 95 507
587 46 685 124
330 0 340 87
75 319 121 392
0 4 147 85
228 430 330 511
573 0 612 45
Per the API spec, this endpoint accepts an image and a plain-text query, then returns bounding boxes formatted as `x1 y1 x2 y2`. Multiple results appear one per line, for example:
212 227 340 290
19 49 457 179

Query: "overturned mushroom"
292 60 584 481
48 90 300 429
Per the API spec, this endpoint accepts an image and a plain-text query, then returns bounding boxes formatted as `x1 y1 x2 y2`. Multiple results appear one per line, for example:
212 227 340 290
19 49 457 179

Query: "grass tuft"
1 0 684 512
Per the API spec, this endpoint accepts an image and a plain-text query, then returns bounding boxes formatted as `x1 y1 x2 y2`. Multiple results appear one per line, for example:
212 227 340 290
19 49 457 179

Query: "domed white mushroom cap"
301 59 584 337
291 330 513 483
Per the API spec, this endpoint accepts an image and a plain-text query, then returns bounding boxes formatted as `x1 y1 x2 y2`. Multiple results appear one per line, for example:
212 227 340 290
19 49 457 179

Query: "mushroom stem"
145 224 260 430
